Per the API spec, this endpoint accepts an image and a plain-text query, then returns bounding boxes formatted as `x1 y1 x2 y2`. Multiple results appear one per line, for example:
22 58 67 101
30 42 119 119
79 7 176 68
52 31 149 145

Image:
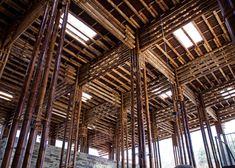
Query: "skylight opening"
60 13 97 43
173 22 203 48
183 22 203 43
82 92 92 102
220 87 235 99
0 91 13 101
159 90 172 99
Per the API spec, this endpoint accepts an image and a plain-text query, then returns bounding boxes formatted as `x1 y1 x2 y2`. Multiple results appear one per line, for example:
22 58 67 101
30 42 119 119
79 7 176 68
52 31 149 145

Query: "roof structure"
0 0 235 167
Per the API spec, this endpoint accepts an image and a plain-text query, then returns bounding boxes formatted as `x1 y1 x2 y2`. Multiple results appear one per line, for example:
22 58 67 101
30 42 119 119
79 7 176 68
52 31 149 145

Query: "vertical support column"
130 49 136 168
59 89 73 168
22 6 62 168
142 62 154 168
215 110 232 165
109 143 114 160
131 32 146 168
12 0 60 166
177 83 196 167
197 100 213 168
172 84 184 165
120 93 125 168
115 121 120 168
36 1 70 167
1 3 50 168
199 94 220 168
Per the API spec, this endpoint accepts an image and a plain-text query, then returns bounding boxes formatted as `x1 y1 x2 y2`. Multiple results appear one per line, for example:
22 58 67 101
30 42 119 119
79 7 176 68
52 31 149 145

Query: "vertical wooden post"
215 110 232 165
1 3 50 168
11 0 59 166
59 90 73 168
22 7 61 168
143 62 154 168
197 101 213 168
72 87 82 167
176 82 196 167
172 85 184 165
120 93 125 168
130 49 136 168
36 1 69 167
132 32 146 168
199 94 220 168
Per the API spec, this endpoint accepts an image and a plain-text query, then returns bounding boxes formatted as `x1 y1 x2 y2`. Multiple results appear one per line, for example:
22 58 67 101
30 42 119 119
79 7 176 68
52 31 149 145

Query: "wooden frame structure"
0 0 234 167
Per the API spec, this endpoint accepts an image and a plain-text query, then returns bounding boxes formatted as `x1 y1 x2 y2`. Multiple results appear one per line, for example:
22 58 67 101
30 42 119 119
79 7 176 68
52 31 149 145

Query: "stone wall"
0 138 117 168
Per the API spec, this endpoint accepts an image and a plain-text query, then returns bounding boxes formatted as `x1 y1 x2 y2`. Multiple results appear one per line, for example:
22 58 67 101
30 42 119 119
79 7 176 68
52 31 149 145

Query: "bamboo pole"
11 1 59 166
22 8 61 168
36 1 69 167
199 94 220 167
130 49 136 168
72 87 82 167
59 89 73 168
197 103 213 168
120 93 125 168
143 63 154 168
133 32 146 168
0 4 50 168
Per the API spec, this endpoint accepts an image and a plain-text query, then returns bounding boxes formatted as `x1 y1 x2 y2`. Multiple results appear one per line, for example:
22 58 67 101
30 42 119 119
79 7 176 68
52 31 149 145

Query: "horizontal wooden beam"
143 49 198 105
75 0 135 49
3 0 47 47
78 44 130 86
177 44 235 85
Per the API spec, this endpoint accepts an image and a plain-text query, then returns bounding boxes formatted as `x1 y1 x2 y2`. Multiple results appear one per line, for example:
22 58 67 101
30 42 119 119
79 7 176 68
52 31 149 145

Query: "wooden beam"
78 44 130 86
177 44 235 86
205 107 218 121
3 0 47 47
143 49 198 105
75 0 135 48
140 0 218 51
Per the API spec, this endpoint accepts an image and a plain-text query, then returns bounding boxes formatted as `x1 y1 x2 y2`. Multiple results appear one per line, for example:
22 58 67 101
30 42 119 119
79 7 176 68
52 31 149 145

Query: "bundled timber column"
217 0 235 43
22 5 62 168
142 60 154 168
36 1 70 167
130 48 136 168
131 32 146 168
196 99 213 168
172 85 184 165
198 94 220 167
175 83 196 167
215 110 232 165
151 113 162 168
1 2 50 168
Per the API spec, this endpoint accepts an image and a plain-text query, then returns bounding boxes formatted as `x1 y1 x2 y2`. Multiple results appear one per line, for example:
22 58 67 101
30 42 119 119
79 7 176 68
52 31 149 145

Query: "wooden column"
1 3 50 168
12 0 59 166
22 6 61 168
36 1 69 167
199 94 220 168
172 85 184 165
177 84 196 167
215 110 232 165
132 32 146 168
143 62 154 168
196 102 213 168
130 49 136 168
59 90 74 168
